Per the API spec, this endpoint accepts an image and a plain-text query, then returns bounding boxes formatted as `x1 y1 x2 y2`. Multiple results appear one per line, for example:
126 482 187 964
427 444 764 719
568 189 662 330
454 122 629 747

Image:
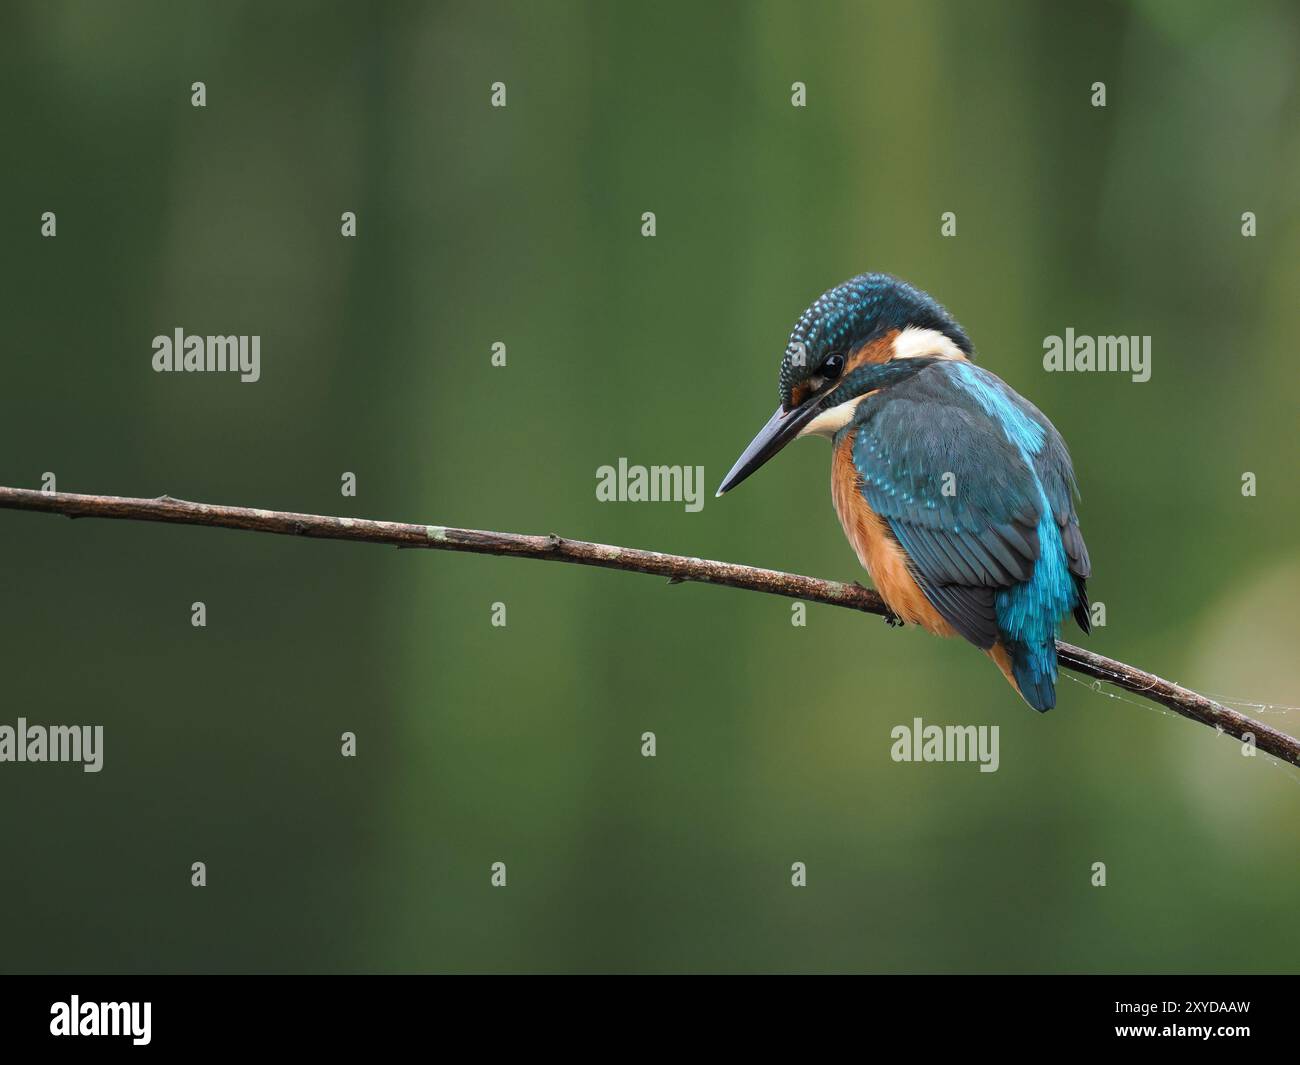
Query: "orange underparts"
831 431 1028 701
831 431 953 638
986 642 1024 699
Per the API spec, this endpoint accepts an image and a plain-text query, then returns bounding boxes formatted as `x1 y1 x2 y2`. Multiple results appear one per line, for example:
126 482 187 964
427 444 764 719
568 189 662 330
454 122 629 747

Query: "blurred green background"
1 0 1297 973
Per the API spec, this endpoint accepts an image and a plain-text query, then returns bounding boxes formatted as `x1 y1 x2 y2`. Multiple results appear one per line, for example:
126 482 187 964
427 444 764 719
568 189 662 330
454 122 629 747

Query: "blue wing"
850 360 1089 709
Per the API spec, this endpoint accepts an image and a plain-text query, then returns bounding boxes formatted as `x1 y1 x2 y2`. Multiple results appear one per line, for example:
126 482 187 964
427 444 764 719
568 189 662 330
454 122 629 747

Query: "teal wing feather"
849 365 1042 649
849 361 1089 711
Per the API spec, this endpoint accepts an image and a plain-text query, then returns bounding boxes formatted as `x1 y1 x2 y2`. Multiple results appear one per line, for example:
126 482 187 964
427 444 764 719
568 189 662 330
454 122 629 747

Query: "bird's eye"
819 353 845 381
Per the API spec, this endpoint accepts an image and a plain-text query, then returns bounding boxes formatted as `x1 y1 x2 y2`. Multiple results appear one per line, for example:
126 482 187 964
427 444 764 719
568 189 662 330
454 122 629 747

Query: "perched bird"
717 273 1091 711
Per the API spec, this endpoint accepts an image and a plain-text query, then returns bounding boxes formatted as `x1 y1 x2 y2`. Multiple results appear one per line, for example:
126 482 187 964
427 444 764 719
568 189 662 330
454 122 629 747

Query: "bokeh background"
0 0 1297 973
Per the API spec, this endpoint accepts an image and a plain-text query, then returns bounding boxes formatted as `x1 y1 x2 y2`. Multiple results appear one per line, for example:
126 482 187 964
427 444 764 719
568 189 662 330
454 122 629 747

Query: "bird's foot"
849 579 901 627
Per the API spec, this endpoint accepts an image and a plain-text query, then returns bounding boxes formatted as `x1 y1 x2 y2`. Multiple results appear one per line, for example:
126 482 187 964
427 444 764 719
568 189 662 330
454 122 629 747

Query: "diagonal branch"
2 485 1295 768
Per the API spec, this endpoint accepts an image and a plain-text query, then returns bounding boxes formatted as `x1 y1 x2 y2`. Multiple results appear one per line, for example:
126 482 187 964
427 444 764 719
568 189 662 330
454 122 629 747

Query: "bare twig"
2 486 1295 768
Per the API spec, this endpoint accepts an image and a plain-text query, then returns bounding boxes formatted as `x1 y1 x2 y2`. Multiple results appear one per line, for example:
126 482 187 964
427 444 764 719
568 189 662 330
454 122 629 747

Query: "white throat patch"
797 393 870 439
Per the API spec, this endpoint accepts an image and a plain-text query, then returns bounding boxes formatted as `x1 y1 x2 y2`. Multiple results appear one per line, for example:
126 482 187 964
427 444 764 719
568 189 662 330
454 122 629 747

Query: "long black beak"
715 395 824 497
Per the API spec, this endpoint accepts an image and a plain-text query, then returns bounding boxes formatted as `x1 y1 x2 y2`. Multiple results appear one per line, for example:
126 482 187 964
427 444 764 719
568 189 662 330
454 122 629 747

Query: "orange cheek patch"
790 330 898 409
844 330 899 373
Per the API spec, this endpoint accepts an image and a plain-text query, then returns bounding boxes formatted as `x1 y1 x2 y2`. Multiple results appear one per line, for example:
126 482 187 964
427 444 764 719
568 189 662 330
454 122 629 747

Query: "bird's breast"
831 430 956 638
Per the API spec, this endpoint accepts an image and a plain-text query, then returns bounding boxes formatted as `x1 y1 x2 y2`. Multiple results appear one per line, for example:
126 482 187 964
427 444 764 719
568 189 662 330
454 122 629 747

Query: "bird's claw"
849 579 900 626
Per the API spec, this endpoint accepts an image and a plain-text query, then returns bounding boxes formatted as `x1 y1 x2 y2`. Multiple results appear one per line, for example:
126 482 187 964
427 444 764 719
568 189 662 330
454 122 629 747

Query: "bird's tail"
988 640 1057 712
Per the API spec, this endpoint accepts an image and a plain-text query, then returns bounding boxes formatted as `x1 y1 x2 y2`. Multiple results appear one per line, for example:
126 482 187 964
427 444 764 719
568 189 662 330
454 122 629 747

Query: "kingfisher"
717 273 1091 711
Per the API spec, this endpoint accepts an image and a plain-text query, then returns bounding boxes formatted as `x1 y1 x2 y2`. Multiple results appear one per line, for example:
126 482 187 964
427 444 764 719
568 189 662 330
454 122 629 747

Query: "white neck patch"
891 326 967 362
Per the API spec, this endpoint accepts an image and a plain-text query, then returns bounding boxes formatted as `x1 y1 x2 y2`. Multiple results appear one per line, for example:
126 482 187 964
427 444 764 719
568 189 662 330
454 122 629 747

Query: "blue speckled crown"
778 273 973 407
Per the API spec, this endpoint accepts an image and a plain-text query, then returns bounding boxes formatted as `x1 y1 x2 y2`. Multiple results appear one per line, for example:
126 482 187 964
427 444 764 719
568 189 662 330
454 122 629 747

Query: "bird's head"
716 273 973 496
